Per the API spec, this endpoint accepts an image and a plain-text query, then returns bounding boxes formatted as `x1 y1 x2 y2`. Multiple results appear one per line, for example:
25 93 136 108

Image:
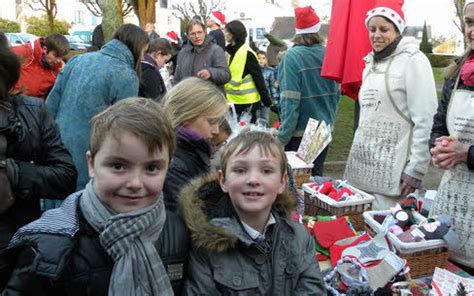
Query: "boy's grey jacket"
173 35 230 87
180 174 327 295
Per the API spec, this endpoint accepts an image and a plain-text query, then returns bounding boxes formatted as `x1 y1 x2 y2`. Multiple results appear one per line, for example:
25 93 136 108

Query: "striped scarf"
80 181 173 296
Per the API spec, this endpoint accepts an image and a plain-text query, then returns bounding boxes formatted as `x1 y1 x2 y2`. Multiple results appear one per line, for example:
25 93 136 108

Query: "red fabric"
294 6 320 30
165 31 179 44
321 0 375 100
461 56 474 87
211 11 226 26
11 38 62 100
367 0 405 22
329 233 371 267
365 0 406 34
312 216 355 249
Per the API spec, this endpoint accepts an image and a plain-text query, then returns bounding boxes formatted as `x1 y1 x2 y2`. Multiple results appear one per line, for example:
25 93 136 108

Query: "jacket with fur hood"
180 174 326 295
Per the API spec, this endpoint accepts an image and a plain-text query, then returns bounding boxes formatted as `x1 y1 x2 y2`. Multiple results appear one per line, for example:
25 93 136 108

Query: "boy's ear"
86 151 95 179
278 171 289 194
217 169 228 192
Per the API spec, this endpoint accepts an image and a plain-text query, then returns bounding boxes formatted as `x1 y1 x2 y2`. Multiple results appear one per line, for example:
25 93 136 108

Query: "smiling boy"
181 131 325 295
2 98 189 295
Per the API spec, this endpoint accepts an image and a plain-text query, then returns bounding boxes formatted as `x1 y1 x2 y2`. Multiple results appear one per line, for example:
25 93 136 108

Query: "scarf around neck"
373 35 403 62
80 181 173 296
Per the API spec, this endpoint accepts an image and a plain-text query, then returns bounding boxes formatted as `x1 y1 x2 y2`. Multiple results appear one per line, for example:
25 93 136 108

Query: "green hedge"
427 53 456 68
0 18 20 33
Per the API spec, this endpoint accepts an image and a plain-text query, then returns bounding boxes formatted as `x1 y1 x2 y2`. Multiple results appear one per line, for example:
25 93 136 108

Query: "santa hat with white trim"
365 0 406 34
465 0 474 11
209 11 226 27
165 31 179 44
294 6 321 34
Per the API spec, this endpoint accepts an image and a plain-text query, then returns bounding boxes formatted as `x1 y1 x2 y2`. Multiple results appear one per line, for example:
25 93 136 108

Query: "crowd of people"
0 0 473 294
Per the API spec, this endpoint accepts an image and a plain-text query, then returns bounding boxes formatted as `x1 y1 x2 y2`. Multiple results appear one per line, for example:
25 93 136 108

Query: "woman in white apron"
344 1 438 210
429 0 474 270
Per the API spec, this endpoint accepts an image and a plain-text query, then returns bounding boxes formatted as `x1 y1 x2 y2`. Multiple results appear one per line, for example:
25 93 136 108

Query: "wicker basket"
302 183 374 231
286 152 313 188
364 210 449 278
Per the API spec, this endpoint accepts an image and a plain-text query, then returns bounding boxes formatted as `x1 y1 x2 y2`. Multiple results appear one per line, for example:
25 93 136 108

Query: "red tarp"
321 0 376 100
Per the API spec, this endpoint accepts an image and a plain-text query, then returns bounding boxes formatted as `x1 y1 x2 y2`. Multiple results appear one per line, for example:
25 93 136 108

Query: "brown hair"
147 38 173 55
43 33 70 57
292 32 325 46
219 131 287 177
112 24 149 76
89 97 176 160
186 19 206 35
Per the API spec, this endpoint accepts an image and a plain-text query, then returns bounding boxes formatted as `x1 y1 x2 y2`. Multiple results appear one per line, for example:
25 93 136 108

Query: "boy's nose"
246 170 261 185
126 172 143 190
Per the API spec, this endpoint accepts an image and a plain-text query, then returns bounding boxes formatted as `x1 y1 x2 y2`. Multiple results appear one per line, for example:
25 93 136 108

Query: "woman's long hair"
0 32 21 103
225 20 247 45
112 24 149 75
292 33 325 47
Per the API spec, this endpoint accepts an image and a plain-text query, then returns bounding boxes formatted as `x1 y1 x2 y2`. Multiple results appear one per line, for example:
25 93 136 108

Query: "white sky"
221 0 461 38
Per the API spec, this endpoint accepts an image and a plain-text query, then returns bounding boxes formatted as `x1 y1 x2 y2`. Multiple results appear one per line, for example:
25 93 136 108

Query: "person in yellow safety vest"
224 20 276 123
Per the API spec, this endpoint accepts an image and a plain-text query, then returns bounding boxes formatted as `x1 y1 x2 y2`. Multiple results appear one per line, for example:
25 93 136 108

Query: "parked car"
5 33 38 47
72 30 93 46
64 35 91 51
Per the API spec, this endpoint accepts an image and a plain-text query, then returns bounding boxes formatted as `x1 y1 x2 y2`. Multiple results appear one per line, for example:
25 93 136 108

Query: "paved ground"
324 161 443 190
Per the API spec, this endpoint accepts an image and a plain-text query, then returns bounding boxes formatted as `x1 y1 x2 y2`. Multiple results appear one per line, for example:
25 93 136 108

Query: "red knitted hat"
165 31 179 44
209 11 226 26
365 0 406 33
294 6 321 34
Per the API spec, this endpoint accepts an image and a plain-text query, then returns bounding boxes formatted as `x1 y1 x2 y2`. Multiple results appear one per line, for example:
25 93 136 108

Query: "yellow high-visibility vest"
225 44 261 104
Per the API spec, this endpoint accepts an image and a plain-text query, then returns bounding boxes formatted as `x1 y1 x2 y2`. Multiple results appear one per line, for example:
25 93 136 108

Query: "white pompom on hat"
365 0 406 34
294 6 321 34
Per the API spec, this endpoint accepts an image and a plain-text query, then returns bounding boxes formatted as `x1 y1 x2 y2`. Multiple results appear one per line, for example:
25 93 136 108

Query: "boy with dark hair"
2 97 189 295
11 33 69 100
181 131 326 294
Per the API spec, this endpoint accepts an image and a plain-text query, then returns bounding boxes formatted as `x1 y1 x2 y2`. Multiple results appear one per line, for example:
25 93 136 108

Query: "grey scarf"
80 181 173 296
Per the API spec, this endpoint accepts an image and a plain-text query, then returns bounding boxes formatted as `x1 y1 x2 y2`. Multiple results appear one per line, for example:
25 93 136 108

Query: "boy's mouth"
242 191 264 197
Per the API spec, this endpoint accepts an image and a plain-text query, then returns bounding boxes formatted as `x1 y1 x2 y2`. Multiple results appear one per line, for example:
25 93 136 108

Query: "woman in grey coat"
173 19 230 88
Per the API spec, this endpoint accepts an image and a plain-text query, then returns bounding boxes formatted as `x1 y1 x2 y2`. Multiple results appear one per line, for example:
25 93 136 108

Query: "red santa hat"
165 31 179 44
294 6 321 34
365 0 406 33
209 11 226 26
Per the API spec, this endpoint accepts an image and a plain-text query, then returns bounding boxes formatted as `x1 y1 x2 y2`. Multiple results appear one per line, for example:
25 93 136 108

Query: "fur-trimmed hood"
180 173 297 253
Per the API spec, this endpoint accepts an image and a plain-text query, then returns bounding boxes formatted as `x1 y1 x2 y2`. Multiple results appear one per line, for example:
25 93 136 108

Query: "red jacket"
12 37 62 100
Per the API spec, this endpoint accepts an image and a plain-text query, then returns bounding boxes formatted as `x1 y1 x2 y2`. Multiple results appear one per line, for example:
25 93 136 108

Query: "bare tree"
25 0 57 33
453 0 465 33
79 0 133 18
127 0 157 27
172 0 224 25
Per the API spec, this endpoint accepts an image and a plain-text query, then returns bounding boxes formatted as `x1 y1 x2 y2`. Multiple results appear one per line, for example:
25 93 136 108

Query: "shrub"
419 22 433 54
0 18 20 33
427 54 456 68
25 15 70 36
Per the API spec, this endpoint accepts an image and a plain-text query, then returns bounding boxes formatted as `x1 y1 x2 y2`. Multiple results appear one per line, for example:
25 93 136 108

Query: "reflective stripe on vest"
225 44 261 104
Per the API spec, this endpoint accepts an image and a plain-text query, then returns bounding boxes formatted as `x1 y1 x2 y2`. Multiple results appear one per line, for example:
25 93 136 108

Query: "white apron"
345 57 413 205
430 81 474 268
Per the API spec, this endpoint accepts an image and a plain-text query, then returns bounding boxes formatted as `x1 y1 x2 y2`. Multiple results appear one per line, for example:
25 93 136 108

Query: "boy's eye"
110 163 125 171
146 164 161 173
262 168 274 174
232 167 246 174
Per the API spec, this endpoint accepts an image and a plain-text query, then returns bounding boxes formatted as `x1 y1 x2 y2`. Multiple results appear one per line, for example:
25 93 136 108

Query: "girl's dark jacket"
430 77 474 170
0 95 76 287
1 193 189 295
180 174 326 295
163 129 212 213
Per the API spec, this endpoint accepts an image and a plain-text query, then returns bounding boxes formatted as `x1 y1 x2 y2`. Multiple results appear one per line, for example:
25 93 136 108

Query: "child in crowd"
2 98 189 295
257 51 279 123
181 131 325 294
162 77 228 213
210 118 232 169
